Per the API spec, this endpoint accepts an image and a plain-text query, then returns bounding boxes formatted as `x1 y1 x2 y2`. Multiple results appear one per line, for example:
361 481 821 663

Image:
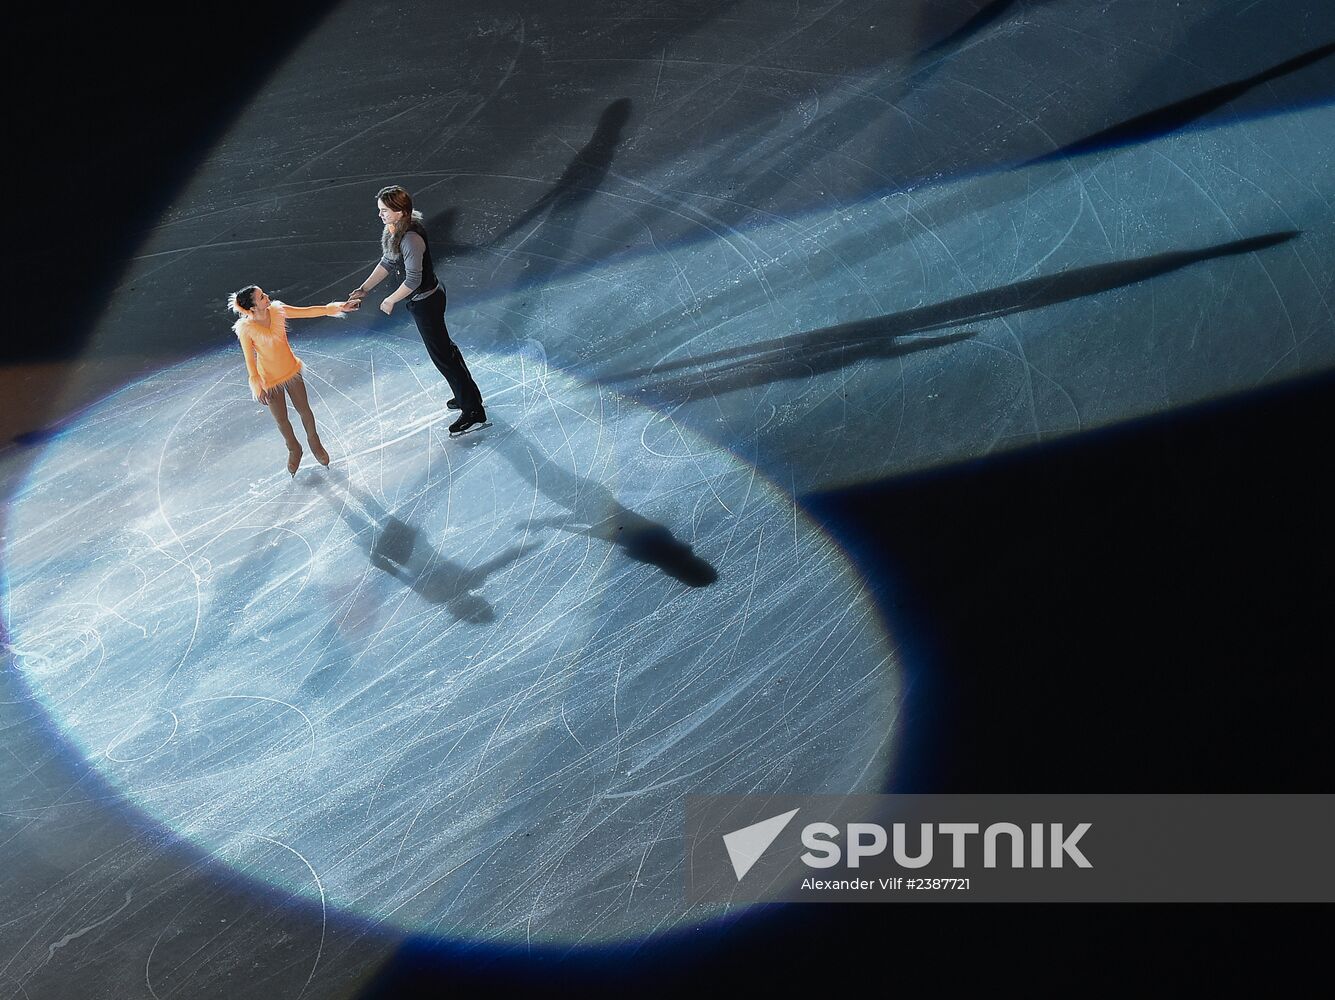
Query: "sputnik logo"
722 808 800 880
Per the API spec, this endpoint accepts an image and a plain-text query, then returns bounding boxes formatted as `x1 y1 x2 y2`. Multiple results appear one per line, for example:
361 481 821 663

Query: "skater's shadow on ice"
609 230 1300 402
310 469 533 623
486 423 718 588
426 97 634 264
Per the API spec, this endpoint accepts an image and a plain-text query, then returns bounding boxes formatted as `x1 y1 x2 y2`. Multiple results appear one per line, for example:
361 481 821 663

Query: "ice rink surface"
5 342 896 946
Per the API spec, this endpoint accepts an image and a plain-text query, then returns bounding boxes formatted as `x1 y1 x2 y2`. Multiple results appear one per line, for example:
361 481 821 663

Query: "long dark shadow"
907 1 1069 95
582 3 1042 291
487 423 718 587
309 469 533 623
920 0 1031 57
572 5 1326 287
425 97 634 262
632 331 976 401
585 5 1025 279
611 230 1300 400
1028 41 1335 164
494 97 634 243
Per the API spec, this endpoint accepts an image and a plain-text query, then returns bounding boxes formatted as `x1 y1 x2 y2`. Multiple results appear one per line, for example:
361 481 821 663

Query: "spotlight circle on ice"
2 339 899 945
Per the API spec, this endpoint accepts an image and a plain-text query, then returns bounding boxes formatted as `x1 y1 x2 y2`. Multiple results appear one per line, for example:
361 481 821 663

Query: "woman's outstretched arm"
273 300 359 319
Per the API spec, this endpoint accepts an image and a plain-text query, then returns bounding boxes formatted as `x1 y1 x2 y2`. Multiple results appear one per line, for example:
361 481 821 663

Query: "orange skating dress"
233 301 344 400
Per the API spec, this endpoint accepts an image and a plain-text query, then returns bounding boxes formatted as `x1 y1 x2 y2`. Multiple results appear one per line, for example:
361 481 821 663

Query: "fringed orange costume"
233 301 345 400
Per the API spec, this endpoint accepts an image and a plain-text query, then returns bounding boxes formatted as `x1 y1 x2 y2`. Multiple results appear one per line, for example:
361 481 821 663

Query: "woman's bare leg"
265 386 303 475
285 376 329 466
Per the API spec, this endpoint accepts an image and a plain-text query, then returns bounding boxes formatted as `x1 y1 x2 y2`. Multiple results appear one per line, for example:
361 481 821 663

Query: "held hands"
338 299 360 313
344 285 392 314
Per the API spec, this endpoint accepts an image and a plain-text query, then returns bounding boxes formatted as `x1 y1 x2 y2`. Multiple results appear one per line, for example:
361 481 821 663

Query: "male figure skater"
349 185 487 435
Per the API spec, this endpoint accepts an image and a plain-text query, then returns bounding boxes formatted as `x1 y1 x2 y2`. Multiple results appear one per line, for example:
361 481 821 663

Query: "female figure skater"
348 185 487 435
228 285 359 475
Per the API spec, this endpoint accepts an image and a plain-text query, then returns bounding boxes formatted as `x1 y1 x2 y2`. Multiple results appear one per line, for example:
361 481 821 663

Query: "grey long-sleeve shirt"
378 232 437 301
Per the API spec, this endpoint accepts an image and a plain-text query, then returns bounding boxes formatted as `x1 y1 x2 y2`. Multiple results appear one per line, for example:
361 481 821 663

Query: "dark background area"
4 1 341 366
5 2 1331 995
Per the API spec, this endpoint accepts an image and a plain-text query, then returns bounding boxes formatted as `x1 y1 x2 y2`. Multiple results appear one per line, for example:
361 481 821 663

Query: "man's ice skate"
449 409 489 436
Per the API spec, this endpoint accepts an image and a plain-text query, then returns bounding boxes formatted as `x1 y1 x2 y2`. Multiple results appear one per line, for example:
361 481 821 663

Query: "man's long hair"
378 185 424 258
